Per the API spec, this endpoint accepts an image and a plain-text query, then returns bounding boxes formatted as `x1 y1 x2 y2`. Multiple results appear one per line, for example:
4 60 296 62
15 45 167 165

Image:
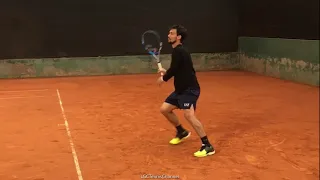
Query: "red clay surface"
0 71 319 180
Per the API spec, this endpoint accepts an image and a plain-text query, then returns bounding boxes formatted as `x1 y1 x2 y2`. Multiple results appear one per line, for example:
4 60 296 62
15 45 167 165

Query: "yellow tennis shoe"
169 130 191 145
194 144 215 157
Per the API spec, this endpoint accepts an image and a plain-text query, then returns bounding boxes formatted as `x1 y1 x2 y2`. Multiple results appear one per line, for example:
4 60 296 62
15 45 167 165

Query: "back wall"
238 0 319 86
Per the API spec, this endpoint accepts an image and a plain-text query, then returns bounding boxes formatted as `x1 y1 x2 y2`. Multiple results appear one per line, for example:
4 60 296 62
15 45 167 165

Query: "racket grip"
157 62 164 76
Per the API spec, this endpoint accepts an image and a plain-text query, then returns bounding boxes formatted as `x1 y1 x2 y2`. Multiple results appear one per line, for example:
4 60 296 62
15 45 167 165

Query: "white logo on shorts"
183 103 190 107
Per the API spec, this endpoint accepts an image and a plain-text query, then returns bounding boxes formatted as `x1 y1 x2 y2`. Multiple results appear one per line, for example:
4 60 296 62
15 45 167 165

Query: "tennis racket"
141 30 164 76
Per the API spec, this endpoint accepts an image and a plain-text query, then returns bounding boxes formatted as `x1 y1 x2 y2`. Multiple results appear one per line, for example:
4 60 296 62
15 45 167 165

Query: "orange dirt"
0 71 319 180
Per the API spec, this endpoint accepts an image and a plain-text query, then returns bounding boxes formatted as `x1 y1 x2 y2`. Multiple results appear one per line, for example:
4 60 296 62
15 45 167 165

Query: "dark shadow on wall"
238 0 319 40
0 0 238 59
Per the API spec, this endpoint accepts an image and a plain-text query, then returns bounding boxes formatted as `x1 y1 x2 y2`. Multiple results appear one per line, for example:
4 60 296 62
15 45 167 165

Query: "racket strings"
142 31 162 55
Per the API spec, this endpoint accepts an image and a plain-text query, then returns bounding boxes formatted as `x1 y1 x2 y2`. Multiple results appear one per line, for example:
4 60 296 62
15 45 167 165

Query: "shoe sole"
194 150 216 158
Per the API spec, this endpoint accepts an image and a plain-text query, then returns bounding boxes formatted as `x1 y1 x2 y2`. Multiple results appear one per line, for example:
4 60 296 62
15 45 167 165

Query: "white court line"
0 89 49 93
0 96 50 100
56 89 84 180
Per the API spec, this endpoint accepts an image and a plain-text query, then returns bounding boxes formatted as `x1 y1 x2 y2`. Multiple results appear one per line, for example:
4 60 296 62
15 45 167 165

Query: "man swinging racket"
156 24 215 157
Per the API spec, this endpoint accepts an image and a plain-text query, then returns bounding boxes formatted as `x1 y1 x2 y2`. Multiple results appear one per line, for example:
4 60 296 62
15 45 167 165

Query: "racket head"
141 30 162 62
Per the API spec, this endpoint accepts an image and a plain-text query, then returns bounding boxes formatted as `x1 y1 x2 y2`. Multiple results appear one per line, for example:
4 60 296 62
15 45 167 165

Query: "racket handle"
157 62 164 76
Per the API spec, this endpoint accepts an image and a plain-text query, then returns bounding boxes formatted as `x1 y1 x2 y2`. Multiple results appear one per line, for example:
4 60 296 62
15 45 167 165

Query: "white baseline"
56 89 84 180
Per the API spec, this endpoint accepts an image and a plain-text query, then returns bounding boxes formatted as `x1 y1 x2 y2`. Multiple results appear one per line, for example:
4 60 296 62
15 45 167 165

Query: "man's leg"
178 90 215 157
183 105 215 157
159 102 180 127
160 92 191 145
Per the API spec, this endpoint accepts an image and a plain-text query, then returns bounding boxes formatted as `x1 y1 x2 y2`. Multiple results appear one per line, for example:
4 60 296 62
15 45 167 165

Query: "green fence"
1 37 319 87
238 37 319 86
0 53 239 78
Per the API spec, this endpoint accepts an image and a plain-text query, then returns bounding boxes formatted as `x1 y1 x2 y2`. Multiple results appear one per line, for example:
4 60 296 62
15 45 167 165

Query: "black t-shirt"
162 44 200 94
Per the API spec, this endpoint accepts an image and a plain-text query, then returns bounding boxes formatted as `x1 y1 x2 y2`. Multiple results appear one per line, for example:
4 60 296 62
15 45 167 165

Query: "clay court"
0 71 318 180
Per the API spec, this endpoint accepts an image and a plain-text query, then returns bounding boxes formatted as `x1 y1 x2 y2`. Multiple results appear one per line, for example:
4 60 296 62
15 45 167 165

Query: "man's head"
168 24 187 46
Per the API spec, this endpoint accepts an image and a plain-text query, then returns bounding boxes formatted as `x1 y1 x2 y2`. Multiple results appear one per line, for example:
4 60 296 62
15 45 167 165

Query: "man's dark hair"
170 24 187 43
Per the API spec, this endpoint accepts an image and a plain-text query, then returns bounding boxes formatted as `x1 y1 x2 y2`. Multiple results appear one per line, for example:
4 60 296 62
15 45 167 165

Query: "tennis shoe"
169 130 191 145
194 144 215 157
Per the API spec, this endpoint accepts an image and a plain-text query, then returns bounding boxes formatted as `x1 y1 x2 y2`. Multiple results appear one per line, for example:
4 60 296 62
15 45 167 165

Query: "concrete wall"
0 53 239 78
238 37 319 86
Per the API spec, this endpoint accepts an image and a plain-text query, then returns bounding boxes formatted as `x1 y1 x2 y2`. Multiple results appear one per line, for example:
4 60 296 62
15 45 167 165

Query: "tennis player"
156 25 215 157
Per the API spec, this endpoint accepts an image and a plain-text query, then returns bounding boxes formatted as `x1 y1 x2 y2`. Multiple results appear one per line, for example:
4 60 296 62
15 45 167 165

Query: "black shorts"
164 88 200 110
